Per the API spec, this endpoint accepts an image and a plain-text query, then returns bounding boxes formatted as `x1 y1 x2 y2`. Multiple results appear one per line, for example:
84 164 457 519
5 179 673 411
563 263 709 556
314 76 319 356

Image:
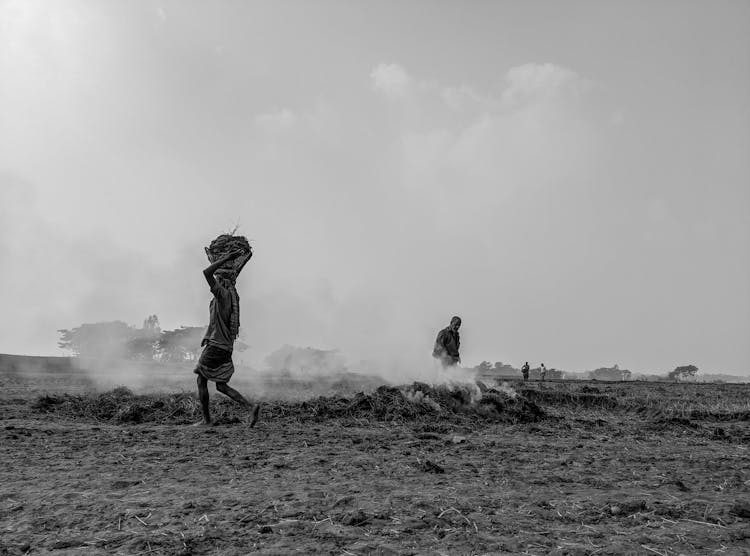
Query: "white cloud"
370 63 411 99
501 63 591 106
394 62 598 205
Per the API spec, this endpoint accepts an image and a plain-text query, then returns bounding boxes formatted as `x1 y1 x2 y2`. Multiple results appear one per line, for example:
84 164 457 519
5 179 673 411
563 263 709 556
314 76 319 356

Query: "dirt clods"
732 500 750 519
340 509 370 526
417 459 445 474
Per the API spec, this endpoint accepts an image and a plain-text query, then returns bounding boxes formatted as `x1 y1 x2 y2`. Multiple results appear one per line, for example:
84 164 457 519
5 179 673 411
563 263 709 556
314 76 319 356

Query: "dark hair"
450 316 462 325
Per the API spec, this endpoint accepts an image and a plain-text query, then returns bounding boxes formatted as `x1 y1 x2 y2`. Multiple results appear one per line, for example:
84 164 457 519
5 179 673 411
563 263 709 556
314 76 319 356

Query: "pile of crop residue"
30 383 545 425
32 387 213 424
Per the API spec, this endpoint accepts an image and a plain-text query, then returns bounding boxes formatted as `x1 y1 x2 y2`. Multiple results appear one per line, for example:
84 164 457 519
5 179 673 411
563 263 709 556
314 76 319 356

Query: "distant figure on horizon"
433 316 461 368
194 249 260 427
540 363 547 381
522 362 530 382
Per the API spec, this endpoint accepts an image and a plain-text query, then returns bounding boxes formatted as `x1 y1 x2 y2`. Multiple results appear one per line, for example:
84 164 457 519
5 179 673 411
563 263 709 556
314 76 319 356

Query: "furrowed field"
1 356 749 555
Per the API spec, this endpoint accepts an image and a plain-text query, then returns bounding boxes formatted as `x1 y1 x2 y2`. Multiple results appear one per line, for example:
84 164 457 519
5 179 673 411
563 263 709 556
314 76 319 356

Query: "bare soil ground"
1 364 750 555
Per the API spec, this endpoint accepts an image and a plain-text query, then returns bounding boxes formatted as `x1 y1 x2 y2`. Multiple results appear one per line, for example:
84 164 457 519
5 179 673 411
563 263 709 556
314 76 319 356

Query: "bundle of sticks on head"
205 233 253 276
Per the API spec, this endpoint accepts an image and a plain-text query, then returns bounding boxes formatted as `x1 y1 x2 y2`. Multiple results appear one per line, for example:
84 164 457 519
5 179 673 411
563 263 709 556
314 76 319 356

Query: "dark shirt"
201 282 234 352
433 327 460 364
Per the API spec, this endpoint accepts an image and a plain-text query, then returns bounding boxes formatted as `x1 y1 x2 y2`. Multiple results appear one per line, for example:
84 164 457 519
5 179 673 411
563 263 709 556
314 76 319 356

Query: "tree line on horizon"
471 361 700 382
57 315 247 363
57 317 702 382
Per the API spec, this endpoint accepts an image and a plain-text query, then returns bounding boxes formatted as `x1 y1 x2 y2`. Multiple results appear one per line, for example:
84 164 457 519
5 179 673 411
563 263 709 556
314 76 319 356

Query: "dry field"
1 358 750 556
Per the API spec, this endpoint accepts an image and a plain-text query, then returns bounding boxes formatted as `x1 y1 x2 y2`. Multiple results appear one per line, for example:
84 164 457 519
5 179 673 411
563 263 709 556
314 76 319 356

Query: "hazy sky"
1 0 748 375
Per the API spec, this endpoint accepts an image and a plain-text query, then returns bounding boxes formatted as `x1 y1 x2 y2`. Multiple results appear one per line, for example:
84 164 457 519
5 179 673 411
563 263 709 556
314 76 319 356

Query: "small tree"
58 316 161 360
668 364 698 382
475 361 493 374
493 362 520 377
590 364 631 381
156 326 206 362
125 336 159 360
142 315 161 336
128 315 161 360
58 321 138 358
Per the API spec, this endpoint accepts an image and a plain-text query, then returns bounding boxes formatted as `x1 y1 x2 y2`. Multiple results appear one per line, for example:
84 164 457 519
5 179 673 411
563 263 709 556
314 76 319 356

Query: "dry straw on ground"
31 383 545 425
29 380 750 438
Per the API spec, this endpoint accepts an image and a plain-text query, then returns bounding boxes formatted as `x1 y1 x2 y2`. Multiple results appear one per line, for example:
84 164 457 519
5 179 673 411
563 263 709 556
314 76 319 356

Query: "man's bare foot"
248 404 260 428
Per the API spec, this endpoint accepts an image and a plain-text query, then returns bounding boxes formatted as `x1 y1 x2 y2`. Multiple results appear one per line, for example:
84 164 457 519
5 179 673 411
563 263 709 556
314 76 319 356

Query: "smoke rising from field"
491 382 518 400
1 2 748 379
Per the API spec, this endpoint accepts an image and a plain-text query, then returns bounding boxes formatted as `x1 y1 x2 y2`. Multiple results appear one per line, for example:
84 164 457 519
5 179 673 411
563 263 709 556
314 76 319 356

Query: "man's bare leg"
216 382 260 427
196 375 211 425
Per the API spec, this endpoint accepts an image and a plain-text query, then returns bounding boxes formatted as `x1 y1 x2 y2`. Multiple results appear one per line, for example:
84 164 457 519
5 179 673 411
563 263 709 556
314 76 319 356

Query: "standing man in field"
522 362 530 382
194 249 260 426
540 363 547 381
433 316 462 367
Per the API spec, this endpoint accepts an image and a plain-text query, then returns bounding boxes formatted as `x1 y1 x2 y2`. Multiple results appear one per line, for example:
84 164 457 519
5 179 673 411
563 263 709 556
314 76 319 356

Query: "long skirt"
194 345 234 383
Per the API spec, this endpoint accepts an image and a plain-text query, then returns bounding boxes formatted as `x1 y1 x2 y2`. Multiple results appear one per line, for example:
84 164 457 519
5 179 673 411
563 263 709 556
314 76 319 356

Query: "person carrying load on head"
432 316 462 368
194 244 259 426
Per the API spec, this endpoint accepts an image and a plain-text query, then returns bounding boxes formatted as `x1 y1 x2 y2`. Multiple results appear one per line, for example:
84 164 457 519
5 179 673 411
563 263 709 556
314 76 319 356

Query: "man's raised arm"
203 250 246 289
